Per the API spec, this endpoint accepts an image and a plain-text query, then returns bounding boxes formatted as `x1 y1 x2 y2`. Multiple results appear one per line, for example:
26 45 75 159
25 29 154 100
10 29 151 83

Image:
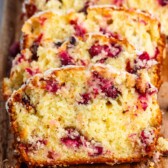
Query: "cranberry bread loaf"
3 34 137 99
21 8 165 85
7 65 161 166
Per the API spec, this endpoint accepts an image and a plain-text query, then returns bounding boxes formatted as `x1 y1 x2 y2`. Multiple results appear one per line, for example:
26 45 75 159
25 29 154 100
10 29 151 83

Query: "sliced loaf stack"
3 1 168 167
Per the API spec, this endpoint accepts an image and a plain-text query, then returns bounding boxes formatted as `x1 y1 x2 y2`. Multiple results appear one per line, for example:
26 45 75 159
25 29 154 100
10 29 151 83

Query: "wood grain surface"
0 0 168 167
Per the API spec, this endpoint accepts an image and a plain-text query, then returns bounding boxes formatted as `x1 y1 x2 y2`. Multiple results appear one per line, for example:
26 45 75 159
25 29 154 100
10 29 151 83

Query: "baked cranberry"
140 130 154 153
89 43 121 58
126 60 136 74
147 84 157 95
113 0 123 6
37 139 47 145
138 52 150 61
153 47 159 60
158 0 168 6
30 43 39 61
89 44 104 57
79 1 90 14
70 20 86 37
30 34 43 61
39 16 47 25
25 68 39 76
101 85 120 99
34 33 43 44
22 96 30 106
100 28 119 39
55 41 63 47
139 95 148 111
45 80 59 92
78 93 91 105
69 36 76 45
59 51 74 66
98 58 107 63
25 4 37 18
109 44 122 57
89 145 103 156
92 71 120 99
17 54 26 64
61 128 82 148
47 151 57 159
9 42 20 57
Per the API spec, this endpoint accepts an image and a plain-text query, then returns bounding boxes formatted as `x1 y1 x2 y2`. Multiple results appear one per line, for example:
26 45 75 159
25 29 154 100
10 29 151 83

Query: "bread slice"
22 0 89 18
23 0 168 36
3 34 137 99
114 0 168 37
7 65 161 166
21 7 165 86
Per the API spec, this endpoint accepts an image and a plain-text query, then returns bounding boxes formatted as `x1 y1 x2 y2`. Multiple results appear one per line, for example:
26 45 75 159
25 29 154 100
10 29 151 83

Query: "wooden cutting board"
0 0 168 167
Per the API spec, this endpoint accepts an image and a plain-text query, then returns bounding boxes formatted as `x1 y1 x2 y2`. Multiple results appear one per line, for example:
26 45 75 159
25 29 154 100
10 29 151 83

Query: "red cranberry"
34 33 43 44
126 60 136 74
79 1 91 14
158 0 168 6
78 93 91 105
70 20 86 37
100 28 119 39
25 68 39 76
89 44 105 57
17 54 26 64
113 0 123 6
92 71 120 99
61 128 82 148
101 85 120 99
89 43 121 58
147 84 157 95
47 151 57 159
25 3 37 18
39 16 47 25
30 43 39 61
98 58 107 63
109 44 122 57
138 52 150 61
59 51 74 66
139 95 148 111
22 96 31 107
89 145 103 156
45 80 59 92
140 130 154 153
37 139 47 145
153 47 159 60
9 42 20 57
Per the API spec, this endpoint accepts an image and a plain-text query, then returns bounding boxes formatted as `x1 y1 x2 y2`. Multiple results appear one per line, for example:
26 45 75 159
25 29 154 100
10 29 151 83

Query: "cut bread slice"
7 65 161 167
22 0 89 18
3 34 137 99
114 0 168 37
23 0 168 36
21 7 165 87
